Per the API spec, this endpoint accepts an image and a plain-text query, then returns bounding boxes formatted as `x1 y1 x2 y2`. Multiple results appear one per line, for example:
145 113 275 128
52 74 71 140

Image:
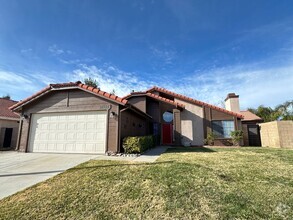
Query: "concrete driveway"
0 152 97 200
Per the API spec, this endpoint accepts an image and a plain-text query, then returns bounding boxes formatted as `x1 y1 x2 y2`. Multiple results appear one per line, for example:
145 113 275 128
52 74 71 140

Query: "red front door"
162 124 173 144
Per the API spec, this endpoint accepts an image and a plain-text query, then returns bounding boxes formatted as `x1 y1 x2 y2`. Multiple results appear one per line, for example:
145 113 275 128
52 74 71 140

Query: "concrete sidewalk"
94 146 169 163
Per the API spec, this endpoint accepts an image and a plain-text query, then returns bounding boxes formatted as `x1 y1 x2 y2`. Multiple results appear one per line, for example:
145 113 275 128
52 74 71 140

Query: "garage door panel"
29 111 107 154
76 123 85 130
47 143 56 151
57 123 67 130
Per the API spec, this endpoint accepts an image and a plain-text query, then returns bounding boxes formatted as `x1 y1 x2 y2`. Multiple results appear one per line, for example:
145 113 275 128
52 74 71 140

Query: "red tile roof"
0 98 19 119
77 83 128 105
146 86 244 118
123 92 145 99
123 92 185 109
10 81 128 111
240 110 263 121
146 93 185 108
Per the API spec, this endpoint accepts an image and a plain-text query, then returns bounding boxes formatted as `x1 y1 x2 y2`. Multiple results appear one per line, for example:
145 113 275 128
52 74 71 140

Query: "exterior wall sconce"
110 111 116 118
22 114 29 120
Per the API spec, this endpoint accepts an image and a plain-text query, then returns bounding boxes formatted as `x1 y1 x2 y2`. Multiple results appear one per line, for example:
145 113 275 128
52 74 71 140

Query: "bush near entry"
230 130 243 146
123 135 155 154
204 132 216 146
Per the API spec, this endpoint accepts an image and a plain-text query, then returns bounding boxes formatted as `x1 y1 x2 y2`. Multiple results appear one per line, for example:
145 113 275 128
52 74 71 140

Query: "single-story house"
10 81 262 154
0 98 20 150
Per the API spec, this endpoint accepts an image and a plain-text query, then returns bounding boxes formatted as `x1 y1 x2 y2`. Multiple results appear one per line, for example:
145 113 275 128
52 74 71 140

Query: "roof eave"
124 93 184 109
10 88 51 112
242 119 263 122
77 84 128 105
126 104 153 119
10 83 129 111
0 116 20 121
78 87 128 106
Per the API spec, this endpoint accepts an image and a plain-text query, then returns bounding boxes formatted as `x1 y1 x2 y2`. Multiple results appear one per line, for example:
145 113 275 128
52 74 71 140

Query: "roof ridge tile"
10 82 128 110
145 92 185 108
146 86 243 118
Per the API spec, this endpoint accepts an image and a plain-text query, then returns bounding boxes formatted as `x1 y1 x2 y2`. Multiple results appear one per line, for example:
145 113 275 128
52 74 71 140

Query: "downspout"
208 107 212 133
15 117 23 151
105 105 112 153
203 106 206 139
24 114 32 152
234 116 238 130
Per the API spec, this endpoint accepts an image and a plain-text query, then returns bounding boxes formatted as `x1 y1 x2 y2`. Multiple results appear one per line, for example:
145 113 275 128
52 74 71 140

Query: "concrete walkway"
133 146 169 162
94 146 169 163
0 152 97 199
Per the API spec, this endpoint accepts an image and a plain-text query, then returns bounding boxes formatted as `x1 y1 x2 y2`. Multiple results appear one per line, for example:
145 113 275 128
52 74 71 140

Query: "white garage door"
28 111 107 154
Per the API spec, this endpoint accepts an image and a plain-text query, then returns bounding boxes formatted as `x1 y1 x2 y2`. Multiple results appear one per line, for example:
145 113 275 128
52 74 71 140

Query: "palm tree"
275 101 293 120
249 101 293 122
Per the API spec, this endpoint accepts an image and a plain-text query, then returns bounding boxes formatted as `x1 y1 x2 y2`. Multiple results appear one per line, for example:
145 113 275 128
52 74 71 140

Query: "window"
153 123 159 135
212 120 235 138
163 111 173 123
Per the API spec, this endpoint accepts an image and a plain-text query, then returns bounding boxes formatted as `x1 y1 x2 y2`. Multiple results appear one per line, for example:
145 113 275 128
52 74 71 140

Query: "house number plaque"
99 104 111 110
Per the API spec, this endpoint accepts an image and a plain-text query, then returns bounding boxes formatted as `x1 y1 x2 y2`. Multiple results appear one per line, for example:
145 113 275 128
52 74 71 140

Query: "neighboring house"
10 81 261 154
0 98 19 150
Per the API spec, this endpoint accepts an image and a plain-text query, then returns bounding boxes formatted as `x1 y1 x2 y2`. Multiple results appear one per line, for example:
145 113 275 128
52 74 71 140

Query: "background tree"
110 89 116 95
84 77 99 88
275 101 293 120
1 94 11 100
248 100 293 122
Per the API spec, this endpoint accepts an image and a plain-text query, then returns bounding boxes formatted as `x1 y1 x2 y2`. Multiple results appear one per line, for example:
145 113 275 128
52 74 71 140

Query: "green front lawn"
1 147 293 219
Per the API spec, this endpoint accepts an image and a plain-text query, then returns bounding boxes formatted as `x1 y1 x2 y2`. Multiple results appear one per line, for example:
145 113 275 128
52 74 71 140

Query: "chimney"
225 93 240 113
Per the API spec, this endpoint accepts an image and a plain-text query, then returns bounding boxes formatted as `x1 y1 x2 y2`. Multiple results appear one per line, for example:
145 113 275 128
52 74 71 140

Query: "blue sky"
0 0 293 109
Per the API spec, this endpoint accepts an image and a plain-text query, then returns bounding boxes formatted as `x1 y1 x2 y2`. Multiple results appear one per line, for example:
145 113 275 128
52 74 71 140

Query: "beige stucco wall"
0 119 19 149
259 121 293 148
174 98 204 146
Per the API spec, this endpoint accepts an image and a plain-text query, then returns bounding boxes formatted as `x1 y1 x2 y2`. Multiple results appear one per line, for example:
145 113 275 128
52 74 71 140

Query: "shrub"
230 130 243 146
204 132 215 146
123 135 155 154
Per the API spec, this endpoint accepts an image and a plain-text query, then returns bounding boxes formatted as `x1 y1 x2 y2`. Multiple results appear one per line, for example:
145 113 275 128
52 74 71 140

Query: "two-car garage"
28 111 107 154
10 82 149 154
10 82 125 154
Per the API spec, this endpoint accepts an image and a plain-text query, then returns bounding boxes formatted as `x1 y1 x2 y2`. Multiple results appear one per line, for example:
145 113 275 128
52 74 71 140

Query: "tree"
1 94 10 100
84 77 99 88
248 100 293 122
254 105 278 122
275 101 293 120
257 105 276 122
110 89 116 95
